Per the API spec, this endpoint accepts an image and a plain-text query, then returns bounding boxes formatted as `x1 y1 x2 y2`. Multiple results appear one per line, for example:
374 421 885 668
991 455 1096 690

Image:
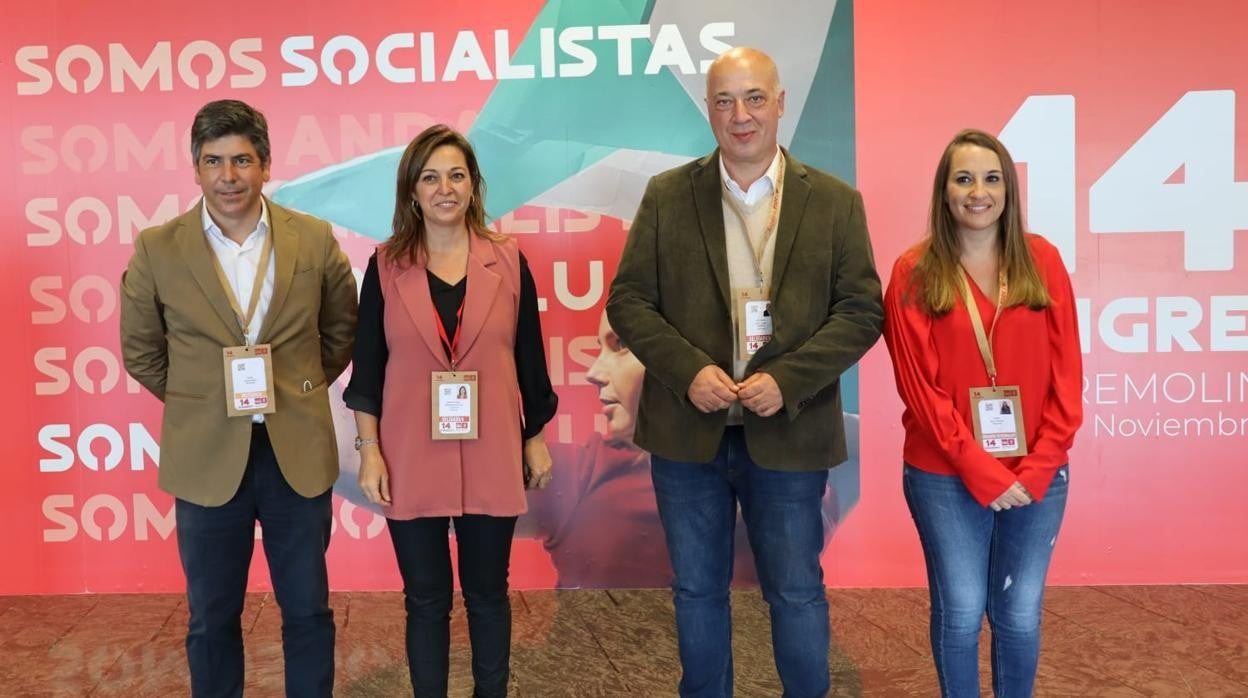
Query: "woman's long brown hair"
910 129 1050 315
383 124 502 266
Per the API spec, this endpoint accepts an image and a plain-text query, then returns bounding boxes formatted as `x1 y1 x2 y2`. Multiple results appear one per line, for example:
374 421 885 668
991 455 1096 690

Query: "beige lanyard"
722 155 785 289
210 227 273 346
958 267 1008 387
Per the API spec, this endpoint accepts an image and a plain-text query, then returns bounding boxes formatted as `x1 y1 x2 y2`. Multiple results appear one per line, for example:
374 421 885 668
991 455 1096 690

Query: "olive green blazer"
606 149 883 471
120 199 358 505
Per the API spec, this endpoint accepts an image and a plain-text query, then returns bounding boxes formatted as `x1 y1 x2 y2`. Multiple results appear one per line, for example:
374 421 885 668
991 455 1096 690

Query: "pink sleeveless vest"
375 234 526 519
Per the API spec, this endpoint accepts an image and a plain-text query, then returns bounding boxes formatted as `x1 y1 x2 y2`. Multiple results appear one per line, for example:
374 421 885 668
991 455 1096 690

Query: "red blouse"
883 234 1083 506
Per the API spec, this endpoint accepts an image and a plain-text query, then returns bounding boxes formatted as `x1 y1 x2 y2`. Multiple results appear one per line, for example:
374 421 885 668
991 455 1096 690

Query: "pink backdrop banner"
2 0 1245 594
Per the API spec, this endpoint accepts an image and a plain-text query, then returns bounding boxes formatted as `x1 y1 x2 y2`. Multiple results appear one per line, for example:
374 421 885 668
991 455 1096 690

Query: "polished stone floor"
2 585 1245 696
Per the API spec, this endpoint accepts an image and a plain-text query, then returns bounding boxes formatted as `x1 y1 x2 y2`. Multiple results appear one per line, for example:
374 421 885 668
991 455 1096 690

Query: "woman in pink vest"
345 124 558 697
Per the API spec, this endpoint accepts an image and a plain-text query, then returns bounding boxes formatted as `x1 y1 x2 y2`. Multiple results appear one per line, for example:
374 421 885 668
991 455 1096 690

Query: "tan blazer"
607 149 883 471
120 199 358 506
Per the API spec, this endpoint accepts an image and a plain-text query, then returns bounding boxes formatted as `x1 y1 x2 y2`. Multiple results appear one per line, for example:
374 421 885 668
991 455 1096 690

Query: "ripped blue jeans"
903 464 1069 698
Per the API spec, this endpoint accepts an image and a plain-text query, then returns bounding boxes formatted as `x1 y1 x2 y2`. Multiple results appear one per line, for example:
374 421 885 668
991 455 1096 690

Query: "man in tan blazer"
606 48 883 696
120 99 357 697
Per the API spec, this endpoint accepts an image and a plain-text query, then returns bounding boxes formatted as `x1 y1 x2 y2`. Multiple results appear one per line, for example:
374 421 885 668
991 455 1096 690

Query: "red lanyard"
433 297 466 369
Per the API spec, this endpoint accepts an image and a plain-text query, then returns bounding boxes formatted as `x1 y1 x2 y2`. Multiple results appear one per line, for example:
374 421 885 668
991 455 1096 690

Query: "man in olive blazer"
607 148 881 469
120 100 357 697
606 48 882 696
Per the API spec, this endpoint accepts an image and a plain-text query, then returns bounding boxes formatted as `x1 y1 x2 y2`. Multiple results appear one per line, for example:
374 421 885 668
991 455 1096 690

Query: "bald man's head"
707 47 781 96
705 47 786 185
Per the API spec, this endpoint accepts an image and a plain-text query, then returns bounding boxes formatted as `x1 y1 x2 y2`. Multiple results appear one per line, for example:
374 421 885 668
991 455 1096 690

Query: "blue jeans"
387 514 517 698
651 426 829 698
175 424 335 698
903 464 1070 698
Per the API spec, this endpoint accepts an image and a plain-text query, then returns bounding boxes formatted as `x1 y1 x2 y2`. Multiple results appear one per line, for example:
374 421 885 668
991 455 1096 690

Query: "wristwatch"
353 437 380 450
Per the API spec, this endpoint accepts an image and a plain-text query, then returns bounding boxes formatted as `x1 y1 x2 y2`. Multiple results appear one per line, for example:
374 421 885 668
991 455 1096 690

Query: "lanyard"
958 267 1008 387
722 155 785 289
433 296 466 370
210 227 272 346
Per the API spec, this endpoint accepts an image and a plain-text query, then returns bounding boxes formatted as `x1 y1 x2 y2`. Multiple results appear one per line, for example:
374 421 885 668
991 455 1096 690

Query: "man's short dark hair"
190 100 271 165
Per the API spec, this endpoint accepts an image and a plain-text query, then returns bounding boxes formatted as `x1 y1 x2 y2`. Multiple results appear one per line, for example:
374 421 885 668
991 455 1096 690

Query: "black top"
343 251 558 440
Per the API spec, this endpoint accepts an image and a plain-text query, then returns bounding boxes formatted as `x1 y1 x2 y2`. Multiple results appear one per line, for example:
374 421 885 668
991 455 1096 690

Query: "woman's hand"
357 446 391 505
523 433 553 490
989 481 1033 512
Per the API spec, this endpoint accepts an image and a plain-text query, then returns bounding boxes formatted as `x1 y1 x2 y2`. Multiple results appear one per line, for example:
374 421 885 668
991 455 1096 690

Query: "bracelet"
353 436 380 451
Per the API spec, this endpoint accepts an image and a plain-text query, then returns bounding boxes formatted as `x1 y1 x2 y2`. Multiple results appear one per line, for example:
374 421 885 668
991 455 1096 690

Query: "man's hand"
738 372 784 417
688 365 739 413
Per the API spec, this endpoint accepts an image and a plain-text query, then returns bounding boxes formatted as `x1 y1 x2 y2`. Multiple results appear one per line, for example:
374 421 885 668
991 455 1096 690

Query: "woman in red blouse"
883 129 1082 697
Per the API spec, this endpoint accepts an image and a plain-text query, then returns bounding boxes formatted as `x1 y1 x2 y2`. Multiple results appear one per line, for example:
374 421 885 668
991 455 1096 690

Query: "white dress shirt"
202 199 276 345
719 147 783 206
202 199 276 423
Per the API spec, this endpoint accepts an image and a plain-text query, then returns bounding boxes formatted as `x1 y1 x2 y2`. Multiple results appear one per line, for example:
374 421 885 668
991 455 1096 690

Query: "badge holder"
224 344 276 417
735 288 773 360
722 158 784 364
970 385 1027 456
432 371 479 440
430 293 479 440
962 269 1028 457
213 227 276 418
